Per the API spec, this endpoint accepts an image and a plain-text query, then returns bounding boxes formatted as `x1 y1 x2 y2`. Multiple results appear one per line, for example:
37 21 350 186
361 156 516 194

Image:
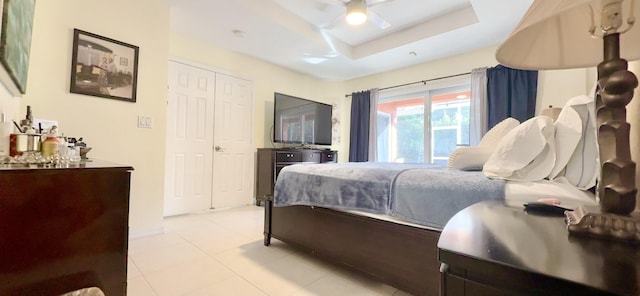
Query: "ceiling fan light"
346 0 367 25
346 12 367 25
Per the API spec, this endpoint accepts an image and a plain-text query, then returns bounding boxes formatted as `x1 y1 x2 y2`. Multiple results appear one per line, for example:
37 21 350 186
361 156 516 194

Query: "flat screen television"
273 92 333 146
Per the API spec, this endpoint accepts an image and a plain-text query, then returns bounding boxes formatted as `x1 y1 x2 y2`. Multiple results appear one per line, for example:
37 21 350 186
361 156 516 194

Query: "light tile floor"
127 206 413 296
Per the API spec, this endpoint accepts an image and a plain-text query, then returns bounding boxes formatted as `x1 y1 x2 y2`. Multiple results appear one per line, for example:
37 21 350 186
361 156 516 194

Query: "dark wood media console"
0 161 132 296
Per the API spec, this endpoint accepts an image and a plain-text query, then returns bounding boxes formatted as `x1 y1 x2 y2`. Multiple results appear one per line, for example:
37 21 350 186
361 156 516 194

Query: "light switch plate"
137 115 146 128
137 115 153 129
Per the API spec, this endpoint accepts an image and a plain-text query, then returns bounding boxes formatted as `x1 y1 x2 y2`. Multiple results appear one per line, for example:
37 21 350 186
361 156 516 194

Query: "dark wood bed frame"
263 200 442 296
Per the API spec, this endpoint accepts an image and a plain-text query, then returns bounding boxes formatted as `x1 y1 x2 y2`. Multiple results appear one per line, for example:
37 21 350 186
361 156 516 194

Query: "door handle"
214 146 225 152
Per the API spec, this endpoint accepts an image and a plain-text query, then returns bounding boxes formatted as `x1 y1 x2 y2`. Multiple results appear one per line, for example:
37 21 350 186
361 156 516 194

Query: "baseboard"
129 226 164 240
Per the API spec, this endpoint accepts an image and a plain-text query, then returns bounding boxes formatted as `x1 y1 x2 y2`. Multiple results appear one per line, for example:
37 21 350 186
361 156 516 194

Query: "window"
376 85 471 165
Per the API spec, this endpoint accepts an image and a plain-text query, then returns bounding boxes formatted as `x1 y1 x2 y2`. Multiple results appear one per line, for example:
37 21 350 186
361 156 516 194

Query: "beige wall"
21 0 170 236
537 68 591 110
0 84 19 123
346 45 591 113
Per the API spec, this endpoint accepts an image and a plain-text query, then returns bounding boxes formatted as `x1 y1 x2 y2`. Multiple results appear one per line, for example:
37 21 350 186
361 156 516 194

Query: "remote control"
523 202 573 215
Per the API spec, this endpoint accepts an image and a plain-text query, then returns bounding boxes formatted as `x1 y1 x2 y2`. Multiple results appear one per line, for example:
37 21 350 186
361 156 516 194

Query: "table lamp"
496 0 640 241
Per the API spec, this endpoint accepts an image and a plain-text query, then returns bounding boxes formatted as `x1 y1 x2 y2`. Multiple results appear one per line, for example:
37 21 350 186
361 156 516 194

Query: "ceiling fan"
319 0 393 29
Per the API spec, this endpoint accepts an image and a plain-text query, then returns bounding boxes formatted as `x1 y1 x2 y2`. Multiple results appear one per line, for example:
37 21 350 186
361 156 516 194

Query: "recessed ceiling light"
457 95 468 99
303 57 328 65
409 51 417 56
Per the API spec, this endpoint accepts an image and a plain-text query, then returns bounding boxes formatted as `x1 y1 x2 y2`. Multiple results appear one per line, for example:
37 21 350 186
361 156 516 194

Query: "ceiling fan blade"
365 0 394 7
368 10 391 29
318 28 338 55
315 0 348 7
317 10 345 30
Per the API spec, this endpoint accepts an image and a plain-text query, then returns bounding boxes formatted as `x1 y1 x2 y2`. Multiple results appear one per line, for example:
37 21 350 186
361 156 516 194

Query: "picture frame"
70 29 139 103
0 0 36 96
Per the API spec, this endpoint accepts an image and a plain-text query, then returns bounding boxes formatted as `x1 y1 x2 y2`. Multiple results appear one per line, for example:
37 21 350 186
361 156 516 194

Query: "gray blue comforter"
273 162 505 229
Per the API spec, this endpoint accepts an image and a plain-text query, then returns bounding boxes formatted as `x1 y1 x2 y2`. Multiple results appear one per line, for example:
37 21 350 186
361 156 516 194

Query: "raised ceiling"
167 0 533 81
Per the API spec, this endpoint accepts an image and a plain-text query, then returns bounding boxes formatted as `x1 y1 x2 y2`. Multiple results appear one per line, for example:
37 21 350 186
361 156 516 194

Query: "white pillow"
448 146 494 171
447 117 520 171
549 95 598 189
483 116 556 181
478 117 521 147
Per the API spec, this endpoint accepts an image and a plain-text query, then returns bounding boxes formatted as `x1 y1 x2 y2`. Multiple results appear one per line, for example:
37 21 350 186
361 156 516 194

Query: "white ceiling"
167 0 533 81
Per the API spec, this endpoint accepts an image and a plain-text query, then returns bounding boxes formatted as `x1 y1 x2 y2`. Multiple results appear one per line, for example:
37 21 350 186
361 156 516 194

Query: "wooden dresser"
0 160 133 296
438 200 640 296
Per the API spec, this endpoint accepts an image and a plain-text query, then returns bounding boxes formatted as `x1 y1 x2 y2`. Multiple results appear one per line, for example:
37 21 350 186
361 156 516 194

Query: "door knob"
214 146 225 152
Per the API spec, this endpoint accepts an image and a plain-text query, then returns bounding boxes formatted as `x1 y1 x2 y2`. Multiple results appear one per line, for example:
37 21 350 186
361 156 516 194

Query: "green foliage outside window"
397 114 424 163
431 106 470 128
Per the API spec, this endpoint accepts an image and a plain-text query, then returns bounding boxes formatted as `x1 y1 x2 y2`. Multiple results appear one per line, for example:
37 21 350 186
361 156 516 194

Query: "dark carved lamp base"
566 205 640 243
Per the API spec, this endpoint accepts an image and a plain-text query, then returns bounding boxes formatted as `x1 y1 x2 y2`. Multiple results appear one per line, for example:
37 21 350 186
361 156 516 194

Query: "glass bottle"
41 126 59 157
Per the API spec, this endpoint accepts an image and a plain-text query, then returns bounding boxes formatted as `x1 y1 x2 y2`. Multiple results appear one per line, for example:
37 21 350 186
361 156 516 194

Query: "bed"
262 163 596 296
262 107 602 296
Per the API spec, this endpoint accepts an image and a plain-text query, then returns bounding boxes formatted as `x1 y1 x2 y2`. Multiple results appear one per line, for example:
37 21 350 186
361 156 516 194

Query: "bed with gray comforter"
274 162 505 229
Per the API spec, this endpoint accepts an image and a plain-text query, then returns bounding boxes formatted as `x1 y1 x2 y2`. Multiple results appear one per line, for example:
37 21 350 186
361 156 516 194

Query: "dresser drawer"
275 151 301 162
302 151 322 163
321 151 336 163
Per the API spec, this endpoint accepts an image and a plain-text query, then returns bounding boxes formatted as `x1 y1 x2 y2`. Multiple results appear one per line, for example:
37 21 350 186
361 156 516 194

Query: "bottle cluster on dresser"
0 106 88 166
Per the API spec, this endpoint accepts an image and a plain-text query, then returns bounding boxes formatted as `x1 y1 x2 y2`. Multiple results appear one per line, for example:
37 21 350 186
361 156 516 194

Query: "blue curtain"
349 90 371 162
487 65 538 129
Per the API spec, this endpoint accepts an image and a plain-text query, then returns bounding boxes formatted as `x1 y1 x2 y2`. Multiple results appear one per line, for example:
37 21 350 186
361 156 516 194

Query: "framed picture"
70 29 139 103
0 0 36 95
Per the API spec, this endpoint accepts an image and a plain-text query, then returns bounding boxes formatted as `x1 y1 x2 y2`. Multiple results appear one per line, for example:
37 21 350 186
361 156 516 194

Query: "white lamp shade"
496 0 640 70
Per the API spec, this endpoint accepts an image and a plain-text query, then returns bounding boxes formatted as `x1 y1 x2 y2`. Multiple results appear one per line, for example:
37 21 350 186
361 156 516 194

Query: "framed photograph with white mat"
69 29 139 103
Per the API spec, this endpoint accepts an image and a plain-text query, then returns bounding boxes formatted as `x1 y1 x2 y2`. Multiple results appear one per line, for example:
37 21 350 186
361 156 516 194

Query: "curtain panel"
349 90 371 162
368 89 379 161
469 67 488 146
487 65 538 129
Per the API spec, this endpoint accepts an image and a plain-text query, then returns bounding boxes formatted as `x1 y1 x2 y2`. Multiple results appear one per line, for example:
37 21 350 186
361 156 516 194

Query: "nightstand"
438 200 640 296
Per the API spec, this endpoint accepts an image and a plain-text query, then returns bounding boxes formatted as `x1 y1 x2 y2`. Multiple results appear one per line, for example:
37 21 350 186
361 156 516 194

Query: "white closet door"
211 73 254 208
164 61 215 216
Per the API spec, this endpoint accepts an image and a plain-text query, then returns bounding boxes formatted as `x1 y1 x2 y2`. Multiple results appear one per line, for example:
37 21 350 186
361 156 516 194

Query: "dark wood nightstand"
438 200 640 296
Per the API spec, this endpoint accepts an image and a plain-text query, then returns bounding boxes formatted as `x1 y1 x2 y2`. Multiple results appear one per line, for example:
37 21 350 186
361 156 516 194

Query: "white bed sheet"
505 179 596 205
342 179 596 230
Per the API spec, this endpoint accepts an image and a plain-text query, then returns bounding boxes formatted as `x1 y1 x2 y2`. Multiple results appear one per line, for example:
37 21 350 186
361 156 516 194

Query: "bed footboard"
264 201 441 296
